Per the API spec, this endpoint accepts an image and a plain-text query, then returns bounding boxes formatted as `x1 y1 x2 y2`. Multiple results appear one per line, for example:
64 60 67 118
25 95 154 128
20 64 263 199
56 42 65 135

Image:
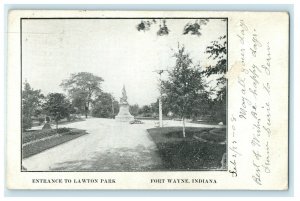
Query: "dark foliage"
60 72 104 118
162 46 208 120
22 129 87 158
136 19 156 31
43 93 73 129
129 104 139 116
203 35 227 77
136 19 209 37
56 127 70 134
22 129 57 144
91 92 119 118
22 81 44 130
148 127 226 170
157 20 169 36
199 35 227 124
183 19 209 36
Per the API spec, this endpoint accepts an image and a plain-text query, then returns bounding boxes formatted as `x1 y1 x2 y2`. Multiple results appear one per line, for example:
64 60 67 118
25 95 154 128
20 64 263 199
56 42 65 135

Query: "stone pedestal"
115 104 134 122
115 85 134 122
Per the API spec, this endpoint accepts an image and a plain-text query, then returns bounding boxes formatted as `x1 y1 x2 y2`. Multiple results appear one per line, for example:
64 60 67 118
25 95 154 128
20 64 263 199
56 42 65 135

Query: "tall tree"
60 72 104 118
22 81 44 131
71 90 88 115
92 92 119 118
162 45 207 137
203 35 227 97
203 35 227 123
43 93 72 130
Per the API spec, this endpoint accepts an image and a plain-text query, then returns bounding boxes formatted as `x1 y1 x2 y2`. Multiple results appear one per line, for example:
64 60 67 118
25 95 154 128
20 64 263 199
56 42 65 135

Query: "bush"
38 117 45 125
22 115 32 131
92 106 111 118
57 127 70 133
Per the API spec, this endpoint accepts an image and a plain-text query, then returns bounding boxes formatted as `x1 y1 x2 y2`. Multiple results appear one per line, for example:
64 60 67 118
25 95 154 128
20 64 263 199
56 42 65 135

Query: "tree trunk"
56 121 58 132
182 117 186 138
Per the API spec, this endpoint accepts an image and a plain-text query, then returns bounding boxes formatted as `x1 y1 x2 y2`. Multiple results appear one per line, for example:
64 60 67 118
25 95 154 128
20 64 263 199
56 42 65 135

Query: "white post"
159 71 163 127
154 69 165 128
111 94 114 117
159 97 163 127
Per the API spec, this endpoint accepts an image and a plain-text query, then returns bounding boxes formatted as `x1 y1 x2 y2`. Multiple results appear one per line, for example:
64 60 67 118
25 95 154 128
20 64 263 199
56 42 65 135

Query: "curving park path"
22 118 222 171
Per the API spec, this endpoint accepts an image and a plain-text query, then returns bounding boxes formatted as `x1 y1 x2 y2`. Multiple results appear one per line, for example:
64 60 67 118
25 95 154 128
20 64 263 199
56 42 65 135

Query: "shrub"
57 127 70 134
22 115 32 131
38 117 45 125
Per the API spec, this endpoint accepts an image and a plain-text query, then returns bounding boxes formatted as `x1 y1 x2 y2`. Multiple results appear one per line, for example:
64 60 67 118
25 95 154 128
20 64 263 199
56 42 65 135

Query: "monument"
115 85 134 122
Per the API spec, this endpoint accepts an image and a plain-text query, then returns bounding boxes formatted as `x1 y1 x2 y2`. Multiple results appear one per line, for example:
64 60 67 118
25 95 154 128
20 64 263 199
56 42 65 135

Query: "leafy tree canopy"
22 81 44 130
136 19 210 36
43 93 72 129
203 35 227 102
162 45 210 137
203 35 227 76
92 92 119 118
60 72 104 118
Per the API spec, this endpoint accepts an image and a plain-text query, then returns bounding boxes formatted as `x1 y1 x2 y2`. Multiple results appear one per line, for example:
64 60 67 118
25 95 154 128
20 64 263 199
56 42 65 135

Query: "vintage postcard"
6 10 289 190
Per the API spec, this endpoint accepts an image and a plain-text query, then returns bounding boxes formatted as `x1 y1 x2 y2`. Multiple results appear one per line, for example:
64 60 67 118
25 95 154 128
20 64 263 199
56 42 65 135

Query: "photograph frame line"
20 16 229 173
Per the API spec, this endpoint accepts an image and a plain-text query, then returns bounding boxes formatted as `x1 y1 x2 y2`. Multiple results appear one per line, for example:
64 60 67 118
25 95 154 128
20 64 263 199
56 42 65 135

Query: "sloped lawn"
147 127 226 170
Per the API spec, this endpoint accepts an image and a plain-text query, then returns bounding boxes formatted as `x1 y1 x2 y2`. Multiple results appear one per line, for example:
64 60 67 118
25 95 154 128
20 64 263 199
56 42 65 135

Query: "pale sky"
22 19 226 105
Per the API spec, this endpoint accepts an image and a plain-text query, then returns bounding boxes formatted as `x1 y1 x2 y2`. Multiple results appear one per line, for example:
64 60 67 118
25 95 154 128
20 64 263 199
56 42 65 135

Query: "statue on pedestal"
120 85 128 104
115 85 134 122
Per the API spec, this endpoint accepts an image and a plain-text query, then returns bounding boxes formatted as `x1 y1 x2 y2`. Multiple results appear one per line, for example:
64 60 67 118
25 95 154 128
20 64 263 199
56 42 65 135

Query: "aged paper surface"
6 10 288 190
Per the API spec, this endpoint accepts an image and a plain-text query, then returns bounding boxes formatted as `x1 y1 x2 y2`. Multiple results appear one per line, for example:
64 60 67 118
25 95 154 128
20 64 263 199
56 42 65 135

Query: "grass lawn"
22 128 88 159
147 127 226 170
23 129 57 144
31 117 85 127
55 118 85 126
191 120 224 126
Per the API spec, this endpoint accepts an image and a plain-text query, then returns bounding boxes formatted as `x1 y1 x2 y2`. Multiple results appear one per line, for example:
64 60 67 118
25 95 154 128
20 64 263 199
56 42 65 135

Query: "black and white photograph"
21 18 227 172
5 9 290 190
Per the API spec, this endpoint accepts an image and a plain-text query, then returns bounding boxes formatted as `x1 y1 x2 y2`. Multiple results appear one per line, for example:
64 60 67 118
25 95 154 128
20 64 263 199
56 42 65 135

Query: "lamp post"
153 70 166 127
